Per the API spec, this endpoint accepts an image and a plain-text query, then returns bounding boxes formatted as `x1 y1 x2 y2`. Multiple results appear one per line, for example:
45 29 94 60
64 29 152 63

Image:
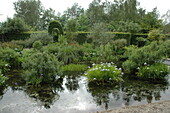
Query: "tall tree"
40 8 57 30
13 0 43 29
64 3 84 19
87 0 105 25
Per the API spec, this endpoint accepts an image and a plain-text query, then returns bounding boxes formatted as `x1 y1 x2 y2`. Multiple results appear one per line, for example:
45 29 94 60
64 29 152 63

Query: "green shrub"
22 52 63 85
137 63 169 80
122 42 164 74
0 70 8 86
85 62 123 83
57 45 80 64
0 60 10 74
32 40 43 50
61 64 88 72
0 47 21 68
0 41 22 49
148 29 165 41
48 20 63 42
122 60 137 74
87 23 113 47
15 33 53 48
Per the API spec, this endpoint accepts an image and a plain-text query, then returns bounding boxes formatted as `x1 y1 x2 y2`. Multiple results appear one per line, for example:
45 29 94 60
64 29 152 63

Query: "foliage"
87 23 113 46
32 40 43 50
78 14 89 31
40 8 57 30
0 41 22 49
96 43 114 62
13 0 43 29
148 29 165 41
63 3 84 19
21 33 53 48
123 42 165 74
22 51 63 85
61 64 88 72
85 62 123 83
48 20 63 42
108 21 142 33
0 17 30 34
0 47 21 68
48 20 63 35
137 63 169 80
113 39 127 55
140 8 163 32
0 60 10 74
0 70 8 86
65 19 79 42
57 44 80 64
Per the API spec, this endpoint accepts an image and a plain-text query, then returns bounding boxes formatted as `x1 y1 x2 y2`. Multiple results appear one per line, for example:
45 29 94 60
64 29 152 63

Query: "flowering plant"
137 63 169 80
84 62 123 83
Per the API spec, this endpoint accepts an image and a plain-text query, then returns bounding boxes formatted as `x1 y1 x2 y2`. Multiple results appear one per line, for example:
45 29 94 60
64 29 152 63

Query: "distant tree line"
1 0 170 34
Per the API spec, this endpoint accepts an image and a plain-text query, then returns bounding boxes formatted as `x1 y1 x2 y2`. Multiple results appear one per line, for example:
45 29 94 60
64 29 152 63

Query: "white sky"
0 0 170 22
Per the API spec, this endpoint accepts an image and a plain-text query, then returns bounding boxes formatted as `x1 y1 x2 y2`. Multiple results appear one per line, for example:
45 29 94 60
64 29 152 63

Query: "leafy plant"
0 47 21 68
148 29 165 41
87 23 113 47
85 62 123 83
57 45 80 64
137 63 169 80
0 70 8 86
22 51 63 85
61 64 88 72
48 20 63 42
32 40 43 50
123 42 165 74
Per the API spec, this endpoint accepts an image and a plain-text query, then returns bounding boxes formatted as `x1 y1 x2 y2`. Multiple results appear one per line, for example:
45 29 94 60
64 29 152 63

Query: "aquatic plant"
85 62 123 83
137 63 169 80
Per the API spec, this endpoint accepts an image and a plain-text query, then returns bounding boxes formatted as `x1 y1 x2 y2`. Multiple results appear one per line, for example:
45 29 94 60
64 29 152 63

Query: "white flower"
121 72 124 75
88 66 90 68
5 64 9 67
147 67 150 69
144 62 147 65
137 67 140 70
92 63 95 66
113 71 116 73
119 68 122 70
111 62 114 64
160 71 163 73
109 78 112 80
93 78 97 80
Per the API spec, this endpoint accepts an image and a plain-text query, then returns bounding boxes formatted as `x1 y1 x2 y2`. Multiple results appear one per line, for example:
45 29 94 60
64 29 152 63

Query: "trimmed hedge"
0 31 154 45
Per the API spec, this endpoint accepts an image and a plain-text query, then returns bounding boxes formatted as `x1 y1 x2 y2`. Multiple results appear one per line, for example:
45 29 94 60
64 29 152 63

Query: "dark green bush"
123 42 165 74
32 40 43 50
22 51 63 85
48 20 63 42
0 47 21 68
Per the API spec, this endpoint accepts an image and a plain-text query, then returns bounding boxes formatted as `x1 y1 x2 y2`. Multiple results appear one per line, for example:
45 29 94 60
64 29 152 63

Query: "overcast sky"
0 0 170 22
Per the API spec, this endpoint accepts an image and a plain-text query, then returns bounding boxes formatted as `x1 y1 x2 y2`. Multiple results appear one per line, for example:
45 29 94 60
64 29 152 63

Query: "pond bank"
99 100 170 113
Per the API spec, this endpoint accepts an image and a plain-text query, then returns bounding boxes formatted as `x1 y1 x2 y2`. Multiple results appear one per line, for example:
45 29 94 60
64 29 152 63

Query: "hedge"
0 31 151 45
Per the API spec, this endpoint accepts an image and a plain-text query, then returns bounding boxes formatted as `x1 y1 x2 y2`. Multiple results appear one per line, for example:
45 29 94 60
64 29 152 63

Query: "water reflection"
0 70 170 112
88 83 120 110
64 72 81 92
121 79 169 104
87 78 169 110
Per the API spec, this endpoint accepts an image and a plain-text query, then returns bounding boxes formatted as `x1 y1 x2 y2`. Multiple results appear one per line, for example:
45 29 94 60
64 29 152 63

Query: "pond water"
0 71 170 113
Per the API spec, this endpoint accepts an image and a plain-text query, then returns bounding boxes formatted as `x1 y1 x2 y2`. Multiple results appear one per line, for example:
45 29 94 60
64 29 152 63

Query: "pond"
0 71 170 113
